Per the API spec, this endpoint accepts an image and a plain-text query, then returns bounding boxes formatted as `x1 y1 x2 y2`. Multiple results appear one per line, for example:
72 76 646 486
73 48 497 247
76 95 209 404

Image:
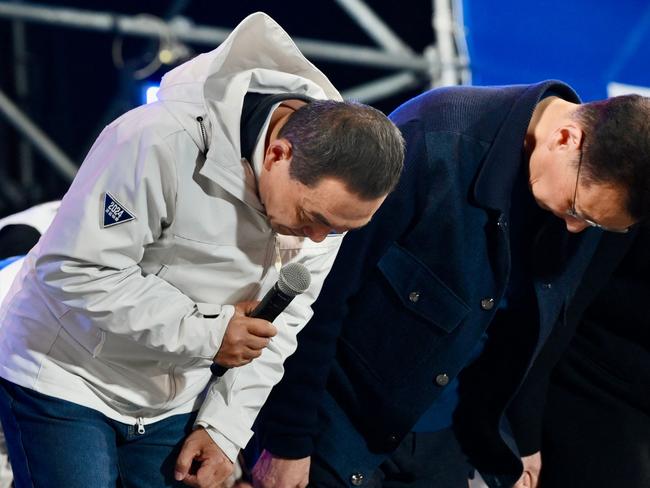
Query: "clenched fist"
214 301 277 368
175 428 233 488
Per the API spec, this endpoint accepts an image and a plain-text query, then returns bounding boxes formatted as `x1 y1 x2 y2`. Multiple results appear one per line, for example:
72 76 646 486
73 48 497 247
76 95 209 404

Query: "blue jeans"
0 378 197 487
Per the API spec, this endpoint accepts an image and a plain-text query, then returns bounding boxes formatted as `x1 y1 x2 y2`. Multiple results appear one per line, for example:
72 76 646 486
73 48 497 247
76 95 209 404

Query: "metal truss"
0 0 470 185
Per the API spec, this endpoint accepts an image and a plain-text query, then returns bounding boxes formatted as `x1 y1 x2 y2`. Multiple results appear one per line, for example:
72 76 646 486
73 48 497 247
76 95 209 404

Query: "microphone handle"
251 283 295 322
211 284 296 377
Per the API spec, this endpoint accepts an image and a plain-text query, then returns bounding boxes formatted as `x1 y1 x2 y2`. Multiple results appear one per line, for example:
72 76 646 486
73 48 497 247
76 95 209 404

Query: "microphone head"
277 263 311 297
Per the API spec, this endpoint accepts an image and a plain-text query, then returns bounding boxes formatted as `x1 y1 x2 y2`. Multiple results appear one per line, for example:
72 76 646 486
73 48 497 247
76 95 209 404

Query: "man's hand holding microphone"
215 301 277 368
211 262 311 376
176 263 311 488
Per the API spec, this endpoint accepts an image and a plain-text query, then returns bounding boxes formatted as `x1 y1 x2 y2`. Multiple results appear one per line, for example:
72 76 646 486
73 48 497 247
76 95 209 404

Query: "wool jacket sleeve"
506 319 575 455
257 119 429 458
34 112 233 360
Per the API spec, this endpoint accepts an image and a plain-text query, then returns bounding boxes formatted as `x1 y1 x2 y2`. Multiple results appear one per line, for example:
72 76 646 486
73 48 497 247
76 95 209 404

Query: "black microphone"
211 262 311 377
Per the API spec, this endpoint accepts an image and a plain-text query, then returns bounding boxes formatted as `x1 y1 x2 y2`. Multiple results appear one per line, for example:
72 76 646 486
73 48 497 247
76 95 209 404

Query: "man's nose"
564 217 590 233
303 225 329 242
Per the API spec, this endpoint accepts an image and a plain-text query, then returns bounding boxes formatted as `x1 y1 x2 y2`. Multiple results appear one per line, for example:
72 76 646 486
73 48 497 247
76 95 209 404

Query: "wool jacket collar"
473 80 581 215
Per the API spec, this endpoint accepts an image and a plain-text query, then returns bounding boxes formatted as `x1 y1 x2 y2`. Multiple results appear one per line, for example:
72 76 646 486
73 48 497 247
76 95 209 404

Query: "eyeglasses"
566 142 630 234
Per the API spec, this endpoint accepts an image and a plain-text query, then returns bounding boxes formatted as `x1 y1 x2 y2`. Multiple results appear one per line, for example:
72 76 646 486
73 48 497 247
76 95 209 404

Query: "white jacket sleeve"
35 113 232 360
194 234 343 461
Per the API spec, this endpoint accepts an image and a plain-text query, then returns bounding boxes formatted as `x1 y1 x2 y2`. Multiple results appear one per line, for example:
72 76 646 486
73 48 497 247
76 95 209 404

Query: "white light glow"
144 85 160 104
607 82 650 98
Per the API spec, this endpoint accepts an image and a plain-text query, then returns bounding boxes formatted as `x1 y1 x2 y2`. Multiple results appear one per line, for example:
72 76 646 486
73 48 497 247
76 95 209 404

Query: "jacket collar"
472 81 581 215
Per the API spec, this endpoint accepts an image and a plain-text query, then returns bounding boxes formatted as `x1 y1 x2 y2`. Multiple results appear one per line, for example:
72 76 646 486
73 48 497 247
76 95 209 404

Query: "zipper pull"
196 116 208 153
136 417 146 435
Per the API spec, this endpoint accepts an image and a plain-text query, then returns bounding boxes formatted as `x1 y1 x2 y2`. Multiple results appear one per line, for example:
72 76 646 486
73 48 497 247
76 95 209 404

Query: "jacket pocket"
338 243 470 385
377 243 470 333
57 310 105 357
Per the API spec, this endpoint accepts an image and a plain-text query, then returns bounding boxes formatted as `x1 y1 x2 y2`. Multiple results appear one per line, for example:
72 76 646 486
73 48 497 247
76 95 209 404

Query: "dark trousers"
309 430 471 488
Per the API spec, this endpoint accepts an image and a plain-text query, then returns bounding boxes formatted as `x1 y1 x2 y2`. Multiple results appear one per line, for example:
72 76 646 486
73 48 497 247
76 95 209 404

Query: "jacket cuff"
195 422 240 463
198 304 235 359
511 416 543 456
264 432 315 459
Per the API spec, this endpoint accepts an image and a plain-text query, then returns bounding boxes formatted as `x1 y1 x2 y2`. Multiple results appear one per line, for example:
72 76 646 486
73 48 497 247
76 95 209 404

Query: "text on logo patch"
102 192 135 228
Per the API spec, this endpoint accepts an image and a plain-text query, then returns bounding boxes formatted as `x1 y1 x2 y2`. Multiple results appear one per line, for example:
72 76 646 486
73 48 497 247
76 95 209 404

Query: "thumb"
524 471 533 487
175 442 199 481
235 300 261 316
516 472 532 488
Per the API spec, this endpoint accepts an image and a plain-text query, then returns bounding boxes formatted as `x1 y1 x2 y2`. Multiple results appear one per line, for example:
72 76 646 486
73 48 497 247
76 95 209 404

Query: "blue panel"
462 0 650 100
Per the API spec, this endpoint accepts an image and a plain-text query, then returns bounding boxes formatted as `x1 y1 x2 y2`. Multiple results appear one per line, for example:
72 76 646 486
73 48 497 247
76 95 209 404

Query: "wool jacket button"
480 297 495 310
435 373 450 386
350 472 365 486
409 291 420 303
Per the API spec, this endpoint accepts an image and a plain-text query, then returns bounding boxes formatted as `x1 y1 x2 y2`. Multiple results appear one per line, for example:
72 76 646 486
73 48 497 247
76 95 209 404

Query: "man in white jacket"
0 13 404 488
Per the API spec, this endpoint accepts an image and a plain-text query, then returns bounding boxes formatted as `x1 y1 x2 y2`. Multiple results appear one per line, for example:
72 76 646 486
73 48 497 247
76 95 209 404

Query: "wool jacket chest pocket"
339 243 471 386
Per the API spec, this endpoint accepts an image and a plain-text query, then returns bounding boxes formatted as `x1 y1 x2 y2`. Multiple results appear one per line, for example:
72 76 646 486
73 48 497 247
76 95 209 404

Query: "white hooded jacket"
0 13 344 461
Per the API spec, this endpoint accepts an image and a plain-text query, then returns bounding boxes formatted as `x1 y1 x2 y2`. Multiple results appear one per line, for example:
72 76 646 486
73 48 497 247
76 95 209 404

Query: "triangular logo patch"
102 192 135 228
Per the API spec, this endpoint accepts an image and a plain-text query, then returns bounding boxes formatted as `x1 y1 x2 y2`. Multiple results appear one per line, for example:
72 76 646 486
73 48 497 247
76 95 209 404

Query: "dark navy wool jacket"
258 81 601 487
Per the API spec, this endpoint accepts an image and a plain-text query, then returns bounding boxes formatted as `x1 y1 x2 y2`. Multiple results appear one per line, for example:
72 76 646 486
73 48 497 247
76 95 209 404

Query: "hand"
514 451 542 488
215 301 277 368
175 427 234 487
252 450 310 488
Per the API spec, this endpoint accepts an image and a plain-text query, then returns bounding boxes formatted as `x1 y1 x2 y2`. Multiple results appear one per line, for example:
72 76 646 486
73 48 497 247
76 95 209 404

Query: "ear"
262 138 293 171
552 124 584 152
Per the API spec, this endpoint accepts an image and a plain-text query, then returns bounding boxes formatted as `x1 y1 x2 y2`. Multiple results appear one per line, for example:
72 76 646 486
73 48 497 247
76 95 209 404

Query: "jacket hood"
157 12 342 196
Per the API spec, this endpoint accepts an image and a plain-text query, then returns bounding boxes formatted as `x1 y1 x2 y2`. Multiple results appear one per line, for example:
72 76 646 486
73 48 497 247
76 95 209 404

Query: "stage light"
142 84 160 104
